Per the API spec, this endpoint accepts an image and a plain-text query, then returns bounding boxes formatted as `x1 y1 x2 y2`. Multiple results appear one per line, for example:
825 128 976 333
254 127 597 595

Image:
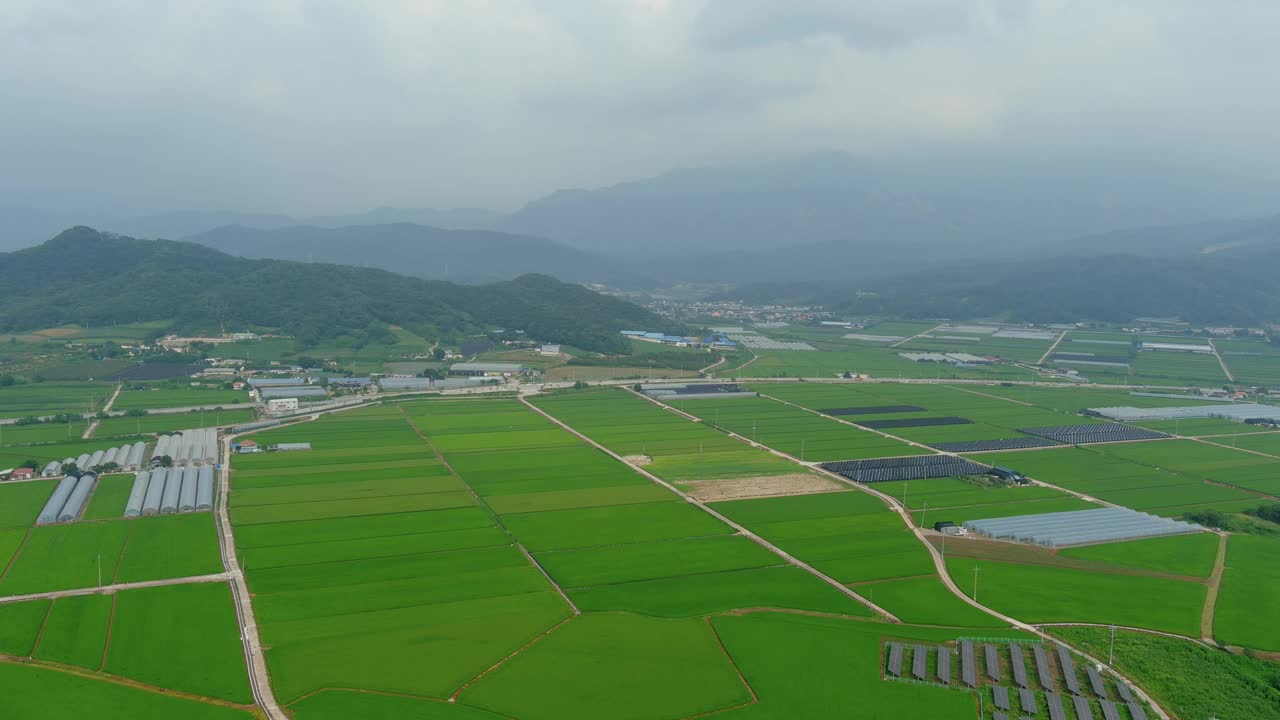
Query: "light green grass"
114 513 223 583
112 386 248 411
860 575 1008 628
500 501 731 552
0 662 258 720
0 521 130 595
1215 534 1280 651
1058 532 1218 578
81 474 134 520
0 480 55 528
0 599 50 655
290 690 508 719
536 535 780 588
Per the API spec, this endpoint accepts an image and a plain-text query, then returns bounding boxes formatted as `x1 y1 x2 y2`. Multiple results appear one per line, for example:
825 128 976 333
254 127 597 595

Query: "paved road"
216 433 287 720
0 572 230 605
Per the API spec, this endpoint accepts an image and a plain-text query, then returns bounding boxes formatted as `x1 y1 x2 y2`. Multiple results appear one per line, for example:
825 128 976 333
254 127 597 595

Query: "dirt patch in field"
623 455 653 466
924 534 1204 582
684 473 845 502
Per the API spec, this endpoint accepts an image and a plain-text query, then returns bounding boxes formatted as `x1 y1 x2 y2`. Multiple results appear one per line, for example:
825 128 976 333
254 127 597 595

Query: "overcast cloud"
2 0 1278 215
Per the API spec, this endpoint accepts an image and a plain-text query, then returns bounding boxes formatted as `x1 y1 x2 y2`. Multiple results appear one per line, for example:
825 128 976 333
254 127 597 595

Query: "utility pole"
97 552 102 589
921 500 928 530
973 566 980 602
1109 625 1117 665
800 438 806 462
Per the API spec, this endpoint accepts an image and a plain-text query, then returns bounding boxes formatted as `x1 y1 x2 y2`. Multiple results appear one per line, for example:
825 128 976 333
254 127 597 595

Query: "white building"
267 398 299 412
540 344 561 356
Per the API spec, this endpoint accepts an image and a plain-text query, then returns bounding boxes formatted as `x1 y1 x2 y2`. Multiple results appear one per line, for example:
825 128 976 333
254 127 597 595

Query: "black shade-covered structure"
821 455 990 483
1018 423 1168 445
859 416 973 429
930 437 1061 452
821 405 925 416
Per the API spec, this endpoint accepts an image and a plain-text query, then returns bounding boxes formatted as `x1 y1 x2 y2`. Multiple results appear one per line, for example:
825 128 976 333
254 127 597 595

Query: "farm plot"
733 346 1037 381
1216 338 1280 386
0 381 115 419
1214 534 1280 651
0 478 55 528
967 445 1266 516
660 395 926 461
103 583 252 702
112 384 247 411
0 419 88 446
0 663 258 720
1092 439 1280 498
1132 351 1228 385
92 408 256 438
529 389 795 480
32 593 113 669
944 556 1205 636
462 613 753 720
0 598 50 655
0 437 148 475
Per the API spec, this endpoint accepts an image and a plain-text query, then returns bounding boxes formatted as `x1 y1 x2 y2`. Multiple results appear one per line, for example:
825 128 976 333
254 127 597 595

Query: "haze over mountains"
3 152 1279 298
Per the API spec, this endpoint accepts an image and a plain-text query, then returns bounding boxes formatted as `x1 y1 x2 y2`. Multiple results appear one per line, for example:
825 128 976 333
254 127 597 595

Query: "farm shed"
124 441 147 470
36 476 79 524
259 385 326 399
75 453 92 469
196 466 214 510
142 468 168 516
152 434 172 462
58 472 97 522
125 471 150 517
964 507 1201 547
41 461 62 478
448 362 523 377
273 443 312 452
247 377 307 386
88 450 106 468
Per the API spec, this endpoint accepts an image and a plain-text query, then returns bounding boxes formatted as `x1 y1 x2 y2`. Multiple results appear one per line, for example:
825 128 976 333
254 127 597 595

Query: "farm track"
1200 532 1229 643
520 394 903 622
0 572 231 605
217 432 287 720
1036 623 1221 649
1037 331 1068 365
889 323 945 348
1208 339 1235 382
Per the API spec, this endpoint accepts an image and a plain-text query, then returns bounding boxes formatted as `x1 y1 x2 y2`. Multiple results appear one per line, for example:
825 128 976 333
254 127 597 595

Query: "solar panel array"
1033 646 1055 691
993 713 1008 720
1100 700 1122 720
1056 645 1082 696
1116 683 1134 702
887 642 904 677
1086 666 1107 698
1009 644 1029 689
859 416 973 430
1128 701 1149 720
985 644 1003 682
1073 696 1095 720
960 640 977 688
821 455 990 484
1019 687 1037 714
994 686 1011 711
937 645 952 685
930 437 1061 453
965 507 1203 548
911 646 928 680
821 405 925 416
1046 692 1067 720
1017 423 1169 444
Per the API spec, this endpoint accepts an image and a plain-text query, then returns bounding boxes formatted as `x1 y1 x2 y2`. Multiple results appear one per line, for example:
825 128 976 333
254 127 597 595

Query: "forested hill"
0 227 686 353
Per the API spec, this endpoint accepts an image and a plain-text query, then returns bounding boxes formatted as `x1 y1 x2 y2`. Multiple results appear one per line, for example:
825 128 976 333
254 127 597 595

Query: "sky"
2 0 1279 216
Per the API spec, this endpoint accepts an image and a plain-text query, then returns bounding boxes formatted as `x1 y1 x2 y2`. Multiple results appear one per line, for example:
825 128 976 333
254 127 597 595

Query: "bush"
123 408 148 417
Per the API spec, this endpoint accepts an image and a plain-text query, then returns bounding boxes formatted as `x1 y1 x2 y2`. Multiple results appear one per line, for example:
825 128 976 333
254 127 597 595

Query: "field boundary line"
942 383 1038 407
448 614 576 702
1200 532 1229 643
398 409 581 616
0 528 32 582
109 517 134 584
1190 435 1280 461
1038 623 1220 649
0 654 265 713
99 592 118 671
683 616 758 719
521 394 902 622
286 687 520 719
0 572 232 605
29 597 56 658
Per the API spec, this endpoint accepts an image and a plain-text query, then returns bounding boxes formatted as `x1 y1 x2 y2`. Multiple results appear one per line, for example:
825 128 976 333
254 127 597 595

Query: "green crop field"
0 662 258 720
112 385 248 411
114 513 223 582
0 437 147 472
0 521 130 595
92 408 256 437
536 535 779 588
104 583 253 702
1058 532 1219 577
0 420 89 446
1214 534 1280 651
0 598 51 655
944 557 1205 636
81 474 134 520
0 479 55 528
33 593 113 669
1052 626 1280 720
0 381 115 419
291 690 509 719
461 613 752 720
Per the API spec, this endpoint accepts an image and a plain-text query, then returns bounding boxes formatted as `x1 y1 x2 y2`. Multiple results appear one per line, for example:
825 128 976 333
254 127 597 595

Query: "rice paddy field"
9 374 1280 717
0 381 116 418
112 384 249 411
90 408 257 438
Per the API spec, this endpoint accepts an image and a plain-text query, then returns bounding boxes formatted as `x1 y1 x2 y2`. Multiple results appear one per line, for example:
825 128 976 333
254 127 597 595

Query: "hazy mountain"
1068 214 1280 257
730 248 1280 327
500 152 1273 263
0 228 684 353
186 223 652 287
298 207 502 230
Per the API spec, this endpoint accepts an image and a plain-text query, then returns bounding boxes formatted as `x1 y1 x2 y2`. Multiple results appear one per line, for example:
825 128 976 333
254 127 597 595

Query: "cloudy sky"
2 0 1278 215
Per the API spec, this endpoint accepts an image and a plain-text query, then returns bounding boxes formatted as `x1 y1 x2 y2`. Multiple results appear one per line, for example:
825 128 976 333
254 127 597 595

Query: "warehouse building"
1089 403 1280 423
1140 342 1212 353
448 362 524 377
267 398 299 412
259 385 326 399
247 377 308 387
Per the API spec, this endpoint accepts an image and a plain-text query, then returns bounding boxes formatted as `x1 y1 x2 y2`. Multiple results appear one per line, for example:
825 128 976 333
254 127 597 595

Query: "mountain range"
0 228 685 354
